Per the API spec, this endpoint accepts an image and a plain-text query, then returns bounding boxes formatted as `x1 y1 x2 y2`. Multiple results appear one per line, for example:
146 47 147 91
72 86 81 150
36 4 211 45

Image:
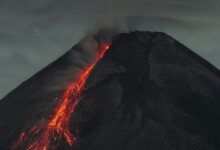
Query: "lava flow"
11 44 110 150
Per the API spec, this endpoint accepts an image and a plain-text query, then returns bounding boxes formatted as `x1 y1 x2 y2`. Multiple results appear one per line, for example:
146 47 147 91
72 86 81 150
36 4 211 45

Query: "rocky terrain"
0 31 220 150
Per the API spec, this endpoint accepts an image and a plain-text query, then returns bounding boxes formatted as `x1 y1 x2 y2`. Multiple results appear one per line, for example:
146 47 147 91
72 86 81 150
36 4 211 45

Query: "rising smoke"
0 0 220 99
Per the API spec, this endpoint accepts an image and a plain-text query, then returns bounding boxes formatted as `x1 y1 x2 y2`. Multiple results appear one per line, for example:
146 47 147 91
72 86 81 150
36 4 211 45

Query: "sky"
0 0 220 99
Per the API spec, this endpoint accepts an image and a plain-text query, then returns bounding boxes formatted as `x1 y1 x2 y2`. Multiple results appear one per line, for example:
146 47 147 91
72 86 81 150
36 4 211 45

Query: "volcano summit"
0 31 220 150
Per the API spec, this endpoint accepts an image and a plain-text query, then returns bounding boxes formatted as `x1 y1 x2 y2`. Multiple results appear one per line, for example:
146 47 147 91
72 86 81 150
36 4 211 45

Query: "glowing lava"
11 44 110 150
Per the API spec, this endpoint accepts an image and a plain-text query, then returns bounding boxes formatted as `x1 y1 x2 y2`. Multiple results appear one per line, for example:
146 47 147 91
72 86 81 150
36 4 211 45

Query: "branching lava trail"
11 44 110 150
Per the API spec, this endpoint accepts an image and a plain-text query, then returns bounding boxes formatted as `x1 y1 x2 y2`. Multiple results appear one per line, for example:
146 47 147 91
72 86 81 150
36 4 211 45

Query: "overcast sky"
0 0 220 99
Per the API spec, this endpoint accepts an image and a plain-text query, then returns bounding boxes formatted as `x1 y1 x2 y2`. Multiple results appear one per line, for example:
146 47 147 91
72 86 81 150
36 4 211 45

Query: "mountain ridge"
0 31 220 150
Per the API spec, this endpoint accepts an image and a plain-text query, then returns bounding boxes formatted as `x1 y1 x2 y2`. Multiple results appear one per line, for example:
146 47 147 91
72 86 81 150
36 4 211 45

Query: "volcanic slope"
0 31 220 150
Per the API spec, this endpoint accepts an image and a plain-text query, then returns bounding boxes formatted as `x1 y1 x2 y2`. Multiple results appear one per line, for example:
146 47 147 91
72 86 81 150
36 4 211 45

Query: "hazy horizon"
0 0 220 99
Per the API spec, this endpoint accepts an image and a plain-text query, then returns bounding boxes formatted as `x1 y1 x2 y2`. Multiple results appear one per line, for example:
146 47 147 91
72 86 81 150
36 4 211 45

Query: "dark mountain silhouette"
0 31 220 150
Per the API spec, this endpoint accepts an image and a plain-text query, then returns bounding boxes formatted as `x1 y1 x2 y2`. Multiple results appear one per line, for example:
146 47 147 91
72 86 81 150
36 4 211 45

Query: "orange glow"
11 43 110 150
11 132 26 150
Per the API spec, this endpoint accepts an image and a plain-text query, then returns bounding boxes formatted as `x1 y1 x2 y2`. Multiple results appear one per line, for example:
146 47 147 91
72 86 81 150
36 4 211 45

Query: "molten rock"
0 31 220 150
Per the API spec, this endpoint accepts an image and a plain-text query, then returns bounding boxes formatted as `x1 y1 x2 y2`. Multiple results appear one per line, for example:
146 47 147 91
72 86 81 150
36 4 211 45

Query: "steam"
46 28 118 92
1 0 220 99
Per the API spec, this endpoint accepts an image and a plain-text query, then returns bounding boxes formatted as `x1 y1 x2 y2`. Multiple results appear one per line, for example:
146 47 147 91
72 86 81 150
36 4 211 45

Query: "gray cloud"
0 0 220 99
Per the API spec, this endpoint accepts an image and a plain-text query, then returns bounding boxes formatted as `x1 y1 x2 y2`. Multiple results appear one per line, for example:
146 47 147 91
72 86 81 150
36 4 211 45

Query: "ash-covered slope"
1 31 220 150
71 31 220 150
0 31 112 150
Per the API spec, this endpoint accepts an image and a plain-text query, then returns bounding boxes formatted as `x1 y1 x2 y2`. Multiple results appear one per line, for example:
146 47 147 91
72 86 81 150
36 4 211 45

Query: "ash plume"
46 28 118 92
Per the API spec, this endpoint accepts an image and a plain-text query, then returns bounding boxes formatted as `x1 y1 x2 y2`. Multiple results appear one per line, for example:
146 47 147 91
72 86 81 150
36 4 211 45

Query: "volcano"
0 31 220 150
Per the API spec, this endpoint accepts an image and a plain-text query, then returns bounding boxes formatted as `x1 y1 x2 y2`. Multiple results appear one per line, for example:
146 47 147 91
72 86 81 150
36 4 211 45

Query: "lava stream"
11 44 110 150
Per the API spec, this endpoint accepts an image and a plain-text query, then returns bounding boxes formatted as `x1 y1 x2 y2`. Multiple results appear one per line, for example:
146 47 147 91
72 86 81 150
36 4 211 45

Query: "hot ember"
11 44 110 150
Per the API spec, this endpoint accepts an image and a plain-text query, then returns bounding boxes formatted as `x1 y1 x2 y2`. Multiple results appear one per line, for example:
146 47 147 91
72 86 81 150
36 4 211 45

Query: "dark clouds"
0 0 220 99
